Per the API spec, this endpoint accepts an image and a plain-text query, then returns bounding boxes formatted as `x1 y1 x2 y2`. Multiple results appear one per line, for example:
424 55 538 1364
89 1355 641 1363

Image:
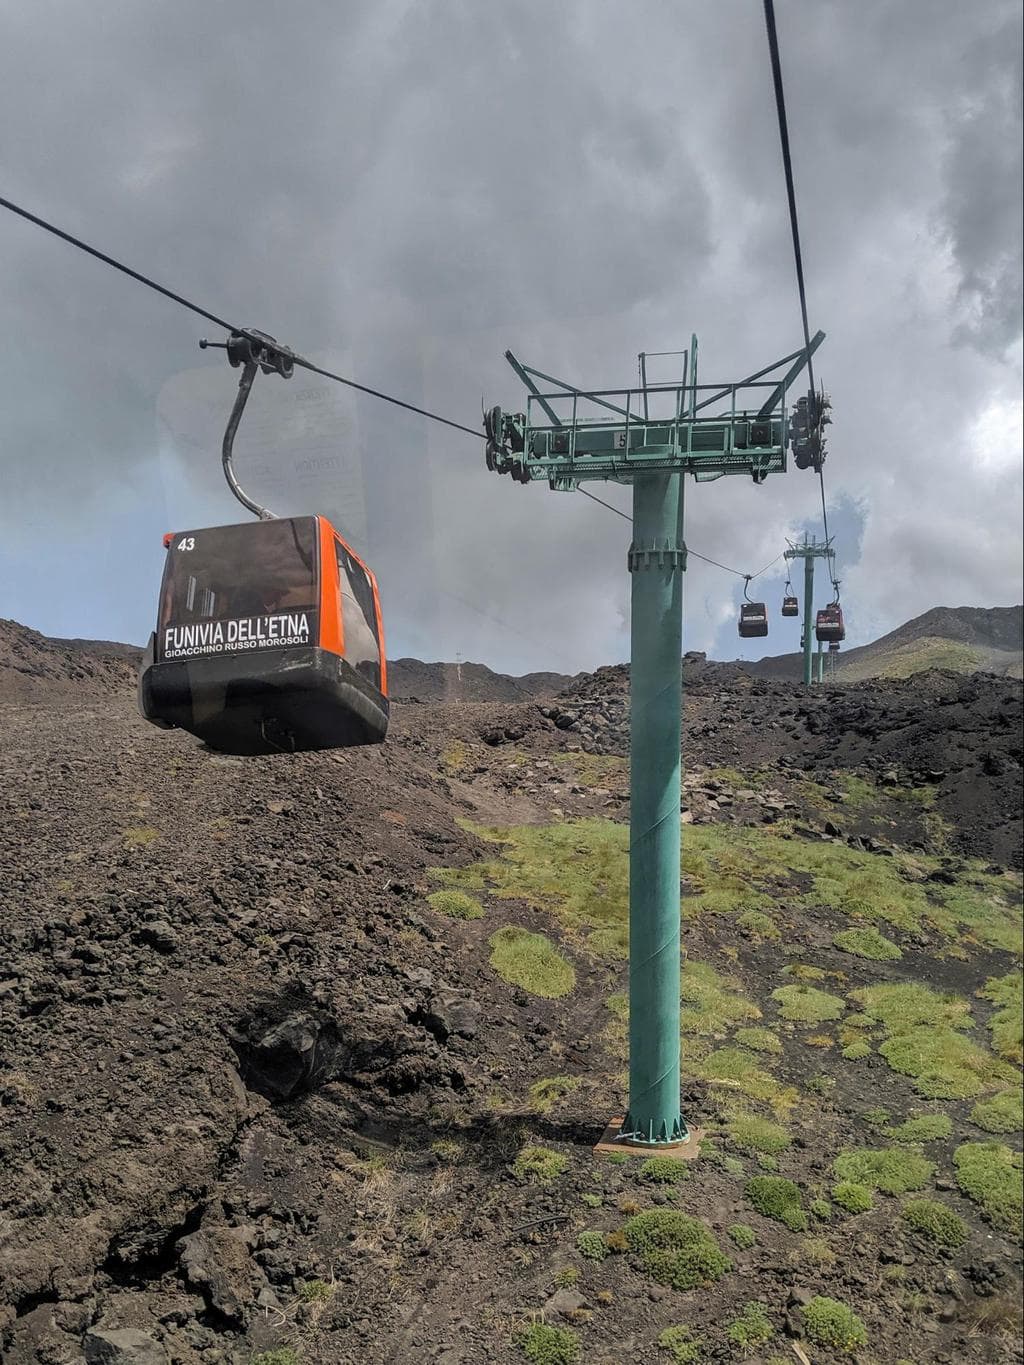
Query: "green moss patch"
970 1088 1023 1134
512 1146 568 1185
575 1230 608 1261
727 1302 773 1351
841 1041 872 1061
733 1027 783 1055
738 909 780 940
745 1176 807 1231
831 1181 873 1214
681 960 760 1036
885 1114 953 1144
623 1209 731 1291
833 926 902 960
696 1048 790 1107
489 927 575 998
901 1199 969 1250
980 972 1023 1064
528 1076 582 1114
729 1115 791 1156
832 1146 934 1195
728 1223 757 1249
802 1297 867 1354
953 1141 1023 1237
448 818 630 957
657 1326 702 1364
851 982 1016 1099
427 889 484 919
772 984 846 1024
515 1322 580 1364
639 1156 690 1185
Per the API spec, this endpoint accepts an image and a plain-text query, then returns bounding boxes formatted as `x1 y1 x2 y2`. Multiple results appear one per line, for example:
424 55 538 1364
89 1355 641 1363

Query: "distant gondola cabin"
815 603 846 645
139 515 388 753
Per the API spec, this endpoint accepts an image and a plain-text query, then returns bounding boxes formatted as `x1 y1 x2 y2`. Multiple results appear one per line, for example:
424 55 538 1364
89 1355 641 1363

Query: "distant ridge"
743 605 1023 681
3 605 1020 707
386 657 578 702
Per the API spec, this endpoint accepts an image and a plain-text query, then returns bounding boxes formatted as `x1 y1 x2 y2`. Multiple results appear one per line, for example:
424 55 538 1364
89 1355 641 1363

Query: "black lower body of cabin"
138 641 388 754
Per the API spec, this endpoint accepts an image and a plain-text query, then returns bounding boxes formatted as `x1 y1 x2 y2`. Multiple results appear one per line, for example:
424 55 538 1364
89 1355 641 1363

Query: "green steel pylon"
484 332 825 1146
784 535 835 688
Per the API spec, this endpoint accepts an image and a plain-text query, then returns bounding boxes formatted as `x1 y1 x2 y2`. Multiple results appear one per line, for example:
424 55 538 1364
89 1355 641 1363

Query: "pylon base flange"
594 1117 705 1160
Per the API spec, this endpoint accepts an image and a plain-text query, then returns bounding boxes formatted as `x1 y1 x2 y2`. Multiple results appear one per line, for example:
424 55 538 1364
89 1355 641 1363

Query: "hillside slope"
745 604 1023 681
1 620 1021 1364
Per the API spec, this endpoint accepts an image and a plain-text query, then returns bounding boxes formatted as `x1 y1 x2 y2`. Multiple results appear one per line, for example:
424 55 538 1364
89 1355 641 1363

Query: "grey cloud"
0 0 1020 665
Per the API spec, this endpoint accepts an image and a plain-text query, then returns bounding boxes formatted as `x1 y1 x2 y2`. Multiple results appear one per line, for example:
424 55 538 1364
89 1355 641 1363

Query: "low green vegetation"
623 1210 731 1290
251 1352 301 1365
515 1322 580 1364
970 1088 1023 1134
851 982 1017 1099
832 1146 935 1195
729 1115 791 1156
738 909 780 940
296 1279 333 1303
489 927 575 998
696 1048 792 1108
529 1076 582 1114
733 1027 783 1055
842 1041 872 1060
657 1326 702 1364
901 1199 969 1250
575 1230 608 1261
885 1114 953 1143
681 821 1021 949
445 819 630 957
640 1156 690 1185
727 1302 774 1351
802 1297 868 1354
772 984 845 1024
438 818 1021 977
427 889 484 919
980 972 1023 1063
745 1176 807 1231
123 825 159 846
833 926 902 960
512 1146 568 1185
728 1223 757 1249
551 750 626 789
831 1181 873 1214
809 1197 832 1221
953 1141 1023 1236
681 960 760 1038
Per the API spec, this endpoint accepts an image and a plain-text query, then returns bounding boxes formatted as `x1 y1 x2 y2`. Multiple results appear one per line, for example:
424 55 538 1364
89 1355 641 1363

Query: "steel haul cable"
761 0 839 593
0 192 481 439
3 190 794 591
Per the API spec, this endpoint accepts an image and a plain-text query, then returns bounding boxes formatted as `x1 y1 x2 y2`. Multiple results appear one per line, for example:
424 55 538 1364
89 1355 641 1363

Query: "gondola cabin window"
336 539 381 689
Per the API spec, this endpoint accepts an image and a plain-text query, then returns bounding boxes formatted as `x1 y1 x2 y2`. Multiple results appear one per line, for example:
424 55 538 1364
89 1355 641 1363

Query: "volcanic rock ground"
1 620 1022 1365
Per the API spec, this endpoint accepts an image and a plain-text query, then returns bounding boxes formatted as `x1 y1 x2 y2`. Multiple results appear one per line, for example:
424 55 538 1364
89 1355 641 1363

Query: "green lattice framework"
485 331 825 490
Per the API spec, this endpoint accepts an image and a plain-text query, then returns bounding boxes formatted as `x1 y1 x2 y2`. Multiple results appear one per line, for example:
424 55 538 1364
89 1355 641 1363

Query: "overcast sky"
1 0 1021 674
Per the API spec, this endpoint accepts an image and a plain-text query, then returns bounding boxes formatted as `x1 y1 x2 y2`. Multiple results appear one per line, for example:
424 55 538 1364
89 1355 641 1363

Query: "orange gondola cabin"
815 603 846 645
138 515 388 754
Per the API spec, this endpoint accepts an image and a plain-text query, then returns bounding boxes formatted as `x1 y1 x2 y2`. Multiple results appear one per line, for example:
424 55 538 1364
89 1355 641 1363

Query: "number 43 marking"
177 536 196 551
